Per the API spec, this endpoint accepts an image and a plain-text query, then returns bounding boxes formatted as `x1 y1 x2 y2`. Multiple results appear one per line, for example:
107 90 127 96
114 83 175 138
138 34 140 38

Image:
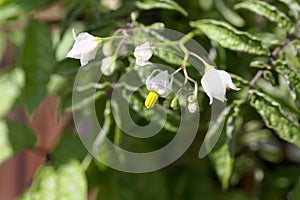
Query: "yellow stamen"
145 91 159 109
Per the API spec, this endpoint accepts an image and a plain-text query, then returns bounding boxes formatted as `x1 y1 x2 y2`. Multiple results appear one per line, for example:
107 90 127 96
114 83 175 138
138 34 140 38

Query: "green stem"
81 154 93 171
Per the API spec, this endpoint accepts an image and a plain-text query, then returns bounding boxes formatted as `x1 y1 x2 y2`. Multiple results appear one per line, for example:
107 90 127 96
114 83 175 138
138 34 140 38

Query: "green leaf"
18 165 57 200
249 90 300 147
250 60 269 69
0 68 24 118
136 0 188 16
215 0 245 27
52 133 87 165
190 19 269 55
57 160 87 200
234 1 293 32
53 58 80 76
278 0 300 20
275 63 300 108
210 144 234 189
207 102 241 189
6 120 36 153
0 120 36 165
18 160 87 200
20 20 56 114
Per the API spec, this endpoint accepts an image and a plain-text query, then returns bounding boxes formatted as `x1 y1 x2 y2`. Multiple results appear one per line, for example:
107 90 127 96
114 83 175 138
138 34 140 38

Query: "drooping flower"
145 70 173 109
201 66 240 104
134 42 153 66
67 29 102 66
100 56 117 76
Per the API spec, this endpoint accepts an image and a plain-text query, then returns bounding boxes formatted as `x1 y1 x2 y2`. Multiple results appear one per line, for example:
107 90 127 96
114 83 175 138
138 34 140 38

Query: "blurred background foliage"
0 0 300 199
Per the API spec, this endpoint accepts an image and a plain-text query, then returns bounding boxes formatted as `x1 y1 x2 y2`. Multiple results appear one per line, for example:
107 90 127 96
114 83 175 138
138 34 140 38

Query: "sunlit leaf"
275 63 300 108
18 160 87 200
20 20 56 114
249 90 300 147
0 68 24 118
190 19 269 55
235 1 293 32
136 0 188 16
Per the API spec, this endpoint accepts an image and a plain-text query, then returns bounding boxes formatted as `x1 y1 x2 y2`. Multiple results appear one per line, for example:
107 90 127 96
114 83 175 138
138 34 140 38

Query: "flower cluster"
133 42 240 112
66 30 240 112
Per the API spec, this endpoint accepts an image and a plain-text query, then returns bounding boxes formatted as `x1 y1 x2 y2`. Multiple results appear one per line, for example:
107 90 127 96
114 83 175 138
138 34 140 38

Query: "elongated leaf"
21 20 56 114
275 63 300 108
18 160 87 200
190 19 269 55
249 90 300 147
215 0 245 27
136 0 188 16
210 144 234 189
6 121 36 153
235 1 293 32
278 0 300 20
0 68 24 118
207 101 241 189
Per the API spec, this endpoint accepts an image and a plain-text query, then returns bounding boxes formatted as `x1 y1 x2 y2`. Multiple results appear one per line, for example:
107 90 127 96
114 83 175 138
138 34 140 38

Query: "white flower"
134 42 153 66
67 29 101 66
146 70 173 97
100 56 117 76
145 70 173 109
201 67 240 104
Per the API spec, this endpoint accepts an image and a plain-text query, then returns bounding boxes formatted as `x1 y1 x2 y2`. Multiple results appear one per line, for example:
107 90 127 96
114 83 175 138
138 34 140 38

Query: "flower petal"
146 70 173 97
218 70 240 91
201 76 214 104
80 49 98 66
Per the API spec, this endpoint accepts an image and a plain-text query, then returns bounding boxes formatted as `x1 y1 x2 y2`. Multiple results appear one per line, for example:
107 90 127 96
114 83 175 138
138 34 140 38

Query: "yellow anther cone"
145 91 159 109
